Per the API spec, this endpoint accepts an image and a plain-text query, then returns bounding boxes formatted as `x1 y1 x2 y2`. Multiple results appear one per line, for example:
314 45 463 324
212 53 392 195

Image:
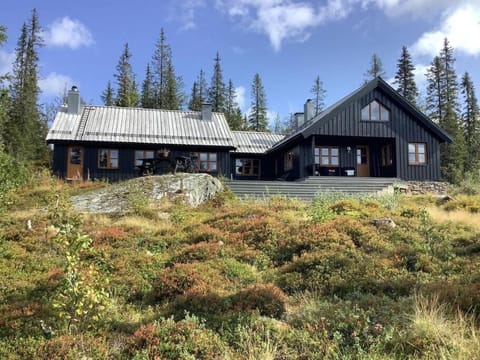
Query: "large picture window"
198 152 217 172
134 150 155 168
408 143 427 165
98 149 119 169
315 146 339 166
236 159 260 176
381 144 393 166
361 100 390 121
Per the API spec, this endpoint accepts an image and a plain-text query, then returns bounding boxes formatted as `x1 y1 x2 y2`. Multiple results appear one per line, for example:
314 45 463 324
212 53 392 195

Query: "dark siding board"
53 144 68 178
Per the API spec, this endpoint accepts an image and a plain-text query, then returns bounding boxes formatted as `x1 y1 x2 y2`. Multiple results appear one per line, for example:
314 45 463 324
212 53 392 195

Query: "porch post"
311 136 315 176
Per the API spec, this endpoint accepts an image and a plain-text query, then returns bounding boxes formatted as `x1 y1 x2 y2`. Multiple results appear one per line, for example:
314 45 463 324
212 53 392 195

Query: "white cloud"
362 0 457 18
411 3 480 57
235 86 246 111
216 0 357 51
176 0 207 30
43 17 94 49
0 49 14 77
39 72 74 97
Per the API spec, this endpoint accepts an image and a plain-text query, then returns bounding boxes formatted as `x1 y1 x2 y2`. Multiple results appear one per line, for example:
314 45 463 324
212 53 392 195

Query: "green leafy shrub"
128 315 227 359
0 148 29 211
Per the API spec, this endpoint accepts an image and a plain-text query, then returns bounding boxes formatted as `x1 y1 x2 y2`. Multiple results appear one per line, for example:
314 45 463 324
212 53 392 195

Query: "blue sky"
1 0 479 126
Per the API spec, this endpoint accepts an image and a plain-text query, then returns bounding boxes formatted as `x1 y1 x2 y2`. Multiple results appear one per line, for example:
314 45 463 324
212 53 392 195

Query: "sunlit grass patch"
428 206 480 229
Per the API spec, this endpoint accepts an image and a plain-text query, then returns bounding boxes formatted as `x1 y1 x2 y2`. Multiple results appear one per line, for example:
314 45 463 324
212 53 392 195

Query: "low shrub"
127 315 227 359
231 284 288 319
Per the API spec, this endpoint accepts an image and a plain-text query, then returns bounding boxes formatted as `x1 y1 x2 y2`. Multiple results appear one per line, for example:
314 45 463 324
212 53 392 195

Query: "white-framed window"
361 100 390 121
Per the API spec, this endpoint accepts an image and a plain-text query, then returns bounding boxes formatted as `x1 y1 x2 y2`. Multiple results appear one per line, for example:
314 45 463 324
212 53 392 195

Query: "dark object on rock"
372 218 396 230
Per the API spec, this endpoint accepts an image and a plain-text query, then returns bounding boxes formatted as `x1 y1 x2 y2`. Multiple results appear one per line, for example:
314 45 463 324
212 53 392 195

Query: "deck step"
225 176 397 200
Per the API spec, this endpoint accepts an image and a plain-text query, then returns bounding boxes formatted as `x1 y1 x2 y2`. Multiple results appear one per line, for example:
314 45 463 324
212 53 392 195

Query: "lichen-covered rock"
71 174 223 213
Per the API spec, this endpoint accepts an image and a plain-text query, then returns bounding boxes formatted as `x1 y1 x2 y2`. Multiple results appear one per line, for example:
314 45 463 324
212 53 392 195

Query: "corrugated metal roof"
232 131 285 154
47 105 235 148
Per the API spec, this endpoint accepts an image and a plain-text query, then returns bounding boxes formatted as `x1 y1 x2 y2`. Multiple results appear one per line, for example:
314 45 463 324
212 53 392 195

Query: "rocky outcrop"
394 181 448 195
72 174 223 213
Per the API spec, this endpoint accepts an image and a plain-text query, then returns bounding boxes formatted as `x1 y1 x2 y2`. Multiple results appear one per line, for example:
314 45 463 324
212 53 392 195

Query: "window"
198 152 217 172
381 144 393 166
98 149 119 169
315 146 339 166
284 151 294 171
236 159 260 176
134 150 155 168
361 100 390 121
408 143 427 165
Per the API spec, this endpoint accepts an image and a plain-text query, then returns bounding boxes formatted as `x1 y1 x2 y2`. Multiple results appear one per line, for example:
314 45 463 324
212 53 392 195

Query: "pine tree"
248 73 268 131
426 38 465 183
151 29 183 109
101 81 115 106
0 25 9 147
208 52 227 112
114 43 139 107
461 72 480 173
188 69 208 111
394 46 418 104
364 53 385 81
5 9 48 164
310 75 326 115
225 79 244 130
140 64 155 108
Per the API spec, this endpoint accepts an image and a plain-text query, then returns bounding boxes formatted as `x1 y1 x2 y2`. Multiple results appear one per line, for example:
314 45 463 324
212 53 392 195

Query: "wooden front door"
356 145 370 177
67 146 83 179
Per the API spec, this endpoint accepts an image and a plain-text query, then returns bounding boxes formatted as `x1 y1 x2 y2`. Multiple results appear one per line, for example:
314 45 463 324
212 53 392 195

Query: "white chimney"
304 99 315 123
294 112 304 129
67 86 82 114
201 103 212 121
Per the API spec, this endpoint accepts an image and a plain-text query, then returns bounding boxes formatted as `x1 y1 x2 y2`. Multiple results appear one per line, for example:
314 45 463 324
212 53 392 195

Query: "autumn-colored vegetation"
2 172 480 359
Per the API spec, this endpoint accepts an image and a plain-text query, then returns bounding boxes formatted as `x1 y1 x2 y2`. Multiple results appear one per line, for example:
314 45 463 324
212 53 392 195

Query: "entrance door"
356 145 370 177
67 146 83 179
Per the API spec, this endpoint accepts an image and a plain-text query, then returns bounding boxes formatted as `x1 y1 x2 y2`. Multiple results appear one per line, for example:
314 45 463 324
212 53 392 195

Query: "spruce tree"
208 52 227 112
461 72 480 173
0 25 8 146
394 46 418 104
101 81 115 106
5 9 48 164
310 75 326 115
426 38 465 183
140 64 155 108
224 79 244 130
248 73 268 131
364 53 385 81
188 69 208 111
114 43 139 107
151 29 183 109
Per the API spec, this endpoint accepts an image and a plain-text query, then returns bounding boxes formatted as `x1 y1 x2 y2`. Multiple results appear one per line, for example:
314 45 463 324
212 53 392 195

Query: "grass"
2 172 480 359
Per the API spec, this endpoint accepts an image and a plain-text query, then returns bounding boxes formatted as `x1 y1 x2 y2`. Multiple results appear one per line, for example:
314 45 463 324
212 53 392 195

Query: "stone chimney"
201 103 212 121
294 112 304 129
304 99 315 123
67 86 82 114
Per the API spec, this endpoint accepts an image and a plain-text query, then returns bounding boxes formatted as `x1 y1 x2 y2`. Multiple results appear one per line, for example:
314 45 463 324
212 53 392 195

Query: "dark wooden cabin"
47 78 451 183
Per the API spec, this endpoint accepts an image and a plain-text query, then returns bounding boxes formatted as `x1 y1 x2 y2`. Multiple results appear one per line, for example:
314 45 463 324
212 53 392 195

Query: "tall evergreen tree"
426 38 465 183
188 69 208 111
394 46 418 104
140 64 155 108
310 75 326 115
225 79 244 130
461 72 480 172
0 25 9 147
151 28 183 109
101 81 115 106
208 52 227 112
114 43 139 107
248 73 268 131
364 53 385 81
5 9 48 163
